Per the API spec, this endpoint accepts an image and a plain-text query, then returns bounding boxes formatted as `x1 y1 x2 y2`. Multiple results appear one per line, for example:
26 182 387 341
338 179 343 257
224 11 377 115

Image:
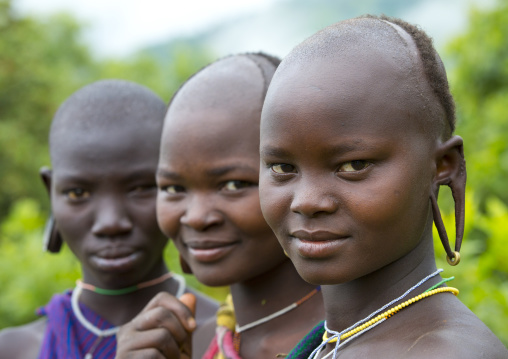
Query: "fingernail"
188 318 196 330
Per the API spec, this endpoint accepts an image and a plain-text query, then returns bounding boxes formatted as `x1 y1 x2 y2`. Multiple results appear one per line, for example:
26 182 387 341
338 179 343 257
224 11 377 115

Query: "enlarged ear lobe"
39 166 52 194
39 167 63 253
179 254 193 274
431 135 466 266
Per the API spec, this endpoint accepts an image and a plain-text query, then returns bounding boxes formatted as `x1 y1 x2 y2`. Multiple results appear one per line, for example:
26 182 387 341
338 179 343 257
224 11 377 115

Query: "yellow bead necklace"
323 286 459 344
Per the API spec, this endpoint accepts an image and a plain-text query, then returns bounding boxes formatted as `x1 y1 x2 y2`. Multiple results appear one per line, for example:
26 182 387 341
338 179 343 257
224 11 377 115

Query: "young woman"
0 80 217 359
115 54 325 359
258 15 508 359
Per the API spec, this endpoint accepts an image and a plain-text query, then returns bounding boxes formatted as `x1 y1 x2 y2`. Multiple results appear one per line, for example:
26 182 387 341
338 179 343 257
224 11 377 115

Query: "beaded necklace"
227 286 321 355
309 269 449 359
72 272 186 359
77 271 178 296
322 287 458 343
235 286 321 333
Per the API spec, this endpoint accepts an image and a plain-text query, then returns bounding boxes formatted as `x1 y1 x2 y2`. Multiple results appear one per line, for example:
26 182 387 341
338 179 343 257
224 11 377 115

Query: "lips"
90 247 141 271
184 240 239 263
290 230 349 258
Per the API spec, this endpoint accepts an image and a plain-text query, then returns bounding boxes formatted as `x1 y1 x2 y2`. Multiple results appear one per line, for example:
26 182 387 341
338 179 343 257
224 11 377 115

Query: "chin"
293 260 348 286
193 269 236 287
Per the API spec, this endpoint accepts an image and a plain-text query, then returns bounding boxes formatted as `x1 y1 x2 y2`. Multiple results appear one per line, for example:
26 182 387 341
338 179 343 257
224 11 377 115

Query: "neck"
78 260 181 325
230 258 320 332
322 234 441 332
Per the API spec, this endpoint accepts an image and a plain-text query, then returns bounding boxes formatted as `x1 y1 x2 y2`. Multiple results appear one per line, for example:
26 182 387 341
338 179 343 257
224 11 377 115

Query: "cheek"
259 176 291 235
351 169 430 239
156 197 180 239
52 203 90 256
231 191 274 238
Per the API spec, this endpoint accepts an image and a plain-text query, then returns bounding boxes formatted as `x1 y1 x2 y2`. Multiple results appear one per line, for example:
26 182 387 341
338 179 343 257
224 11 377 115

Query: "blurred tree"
447 0 508 206
0 0 213 219
0 0 95 216
0 0 221 329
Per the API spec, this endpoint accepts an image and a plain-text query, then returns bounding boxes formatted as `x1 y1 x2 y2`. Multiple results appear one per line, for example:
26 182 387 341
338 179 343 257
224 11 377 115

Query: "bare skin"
0 80 217 359
259 17 507 359
116 55 325 359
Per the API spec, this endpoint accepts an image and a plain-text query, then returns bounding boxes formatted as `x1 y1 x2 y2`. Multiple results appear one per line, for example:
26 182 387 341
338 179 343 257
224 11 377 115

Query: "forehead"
52 117 161 176
161 57 265 161
262 41 428 144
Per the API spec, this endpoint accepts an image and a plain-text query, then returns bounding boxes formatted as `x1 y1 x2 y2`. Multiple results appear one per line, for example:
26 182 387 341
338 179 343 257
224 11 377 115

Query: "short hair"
367 15 456 133
278 15 455 138
50 79 166 158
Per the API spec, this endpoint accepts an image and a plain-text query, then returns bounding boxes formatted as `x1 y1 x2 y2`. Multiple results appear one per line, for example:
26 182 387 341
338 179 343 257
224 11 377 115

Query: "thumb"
180 293 196 315
179 293 197 330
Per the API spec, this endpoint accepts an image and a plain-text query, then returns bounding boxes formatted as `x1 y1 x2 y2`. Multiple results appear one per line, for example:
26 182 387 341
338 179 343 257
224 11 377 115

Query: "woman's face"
48 123 167 288
157 58 287 287
259 53 436 285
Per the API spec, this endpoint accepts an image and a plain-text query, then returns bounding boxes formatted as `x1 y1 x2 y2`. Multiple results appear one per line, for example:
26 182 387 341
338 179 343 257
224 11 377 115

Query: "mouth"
90 248 142 271
289 230 349 258
184 240 239 263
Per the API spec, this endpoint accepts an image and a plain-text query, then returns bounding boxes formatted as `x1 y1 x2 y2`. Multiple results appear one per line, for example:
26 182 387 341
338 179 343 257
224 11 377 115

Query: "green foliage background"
0 0 507 348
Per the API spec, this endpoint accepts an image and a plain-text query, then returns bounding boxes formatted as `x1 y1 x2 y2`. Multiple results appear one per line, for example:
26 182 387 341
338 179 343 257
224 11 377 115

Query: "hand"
115 293 197 359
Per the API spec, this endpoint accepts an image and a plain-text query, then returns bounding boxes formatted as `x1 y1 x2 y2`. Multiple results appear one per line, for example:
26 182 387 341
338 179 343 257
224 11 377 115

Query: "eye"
64 188 90 201
222 180 252 191
131 184 156 193
130 184 157 198
162 185 185 194
271 164 295 174
338 160 371 172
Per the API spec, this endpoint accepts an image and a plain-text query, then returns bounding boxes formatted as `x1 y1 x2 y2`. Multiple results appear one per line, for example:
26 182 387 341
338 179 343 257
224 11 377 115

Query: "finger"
175 294 195 357
141 292 196 332
179 293 196 316
116 327 182 359
134 307 189 344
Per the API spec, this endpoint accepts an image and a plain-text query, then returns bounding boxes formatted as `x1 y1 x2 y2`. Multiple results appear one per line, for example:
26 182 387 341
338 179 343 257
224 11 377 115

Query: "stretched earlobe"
39 166 52 194
179 254 193 274
40 167 62 253
432 136 466 266
43 215 63 253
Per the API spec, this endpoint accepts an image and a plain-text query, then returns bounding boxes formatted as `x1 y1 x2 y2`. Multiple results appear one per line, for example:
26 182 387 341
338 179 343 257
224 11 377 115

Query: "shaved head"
161 53 280 162
168 53 279 115
50 79 166 165
273 15 454 140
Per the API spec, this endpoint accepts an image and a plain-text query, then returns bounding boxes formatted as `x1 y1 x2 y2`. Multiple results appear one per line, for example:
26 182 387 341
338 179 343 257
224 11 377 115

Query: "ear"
39 166 63 253
39 167 52 195
434 136 466 189
431 135 467 265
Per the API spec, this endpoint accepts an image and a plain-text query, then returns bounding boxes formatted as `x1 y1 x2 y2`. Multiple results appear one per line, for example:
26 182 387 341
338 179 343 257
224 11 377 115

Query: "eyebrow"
156 169 181 180
205 164 258 177
260 146 292 158
261 141 378 158
157 164 258 180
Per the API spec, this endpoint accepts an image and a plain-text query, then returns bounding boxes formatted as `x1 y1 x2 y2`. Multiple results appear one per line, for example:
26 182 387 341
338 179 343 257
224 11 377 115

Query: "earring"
284 250 289 257
179 254 193 274
430 189 464 266
43 215 63 253
431 137 466 266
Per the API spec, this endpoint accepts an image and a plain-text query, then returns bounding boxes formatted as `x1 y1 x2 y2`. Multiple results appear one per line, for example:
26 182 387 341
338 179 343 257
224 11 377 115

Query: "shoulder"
185 286 219 327
340 295 508 359
0 318 46 359
405 306 508 359
389 296 508 359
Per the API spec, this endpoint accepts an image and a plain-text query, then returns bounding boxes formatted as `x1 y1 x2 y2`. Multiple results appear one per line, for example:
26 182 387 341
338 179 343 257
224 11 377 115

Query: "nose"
290 177 338 218
91 197 133 237
180 193 223 231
